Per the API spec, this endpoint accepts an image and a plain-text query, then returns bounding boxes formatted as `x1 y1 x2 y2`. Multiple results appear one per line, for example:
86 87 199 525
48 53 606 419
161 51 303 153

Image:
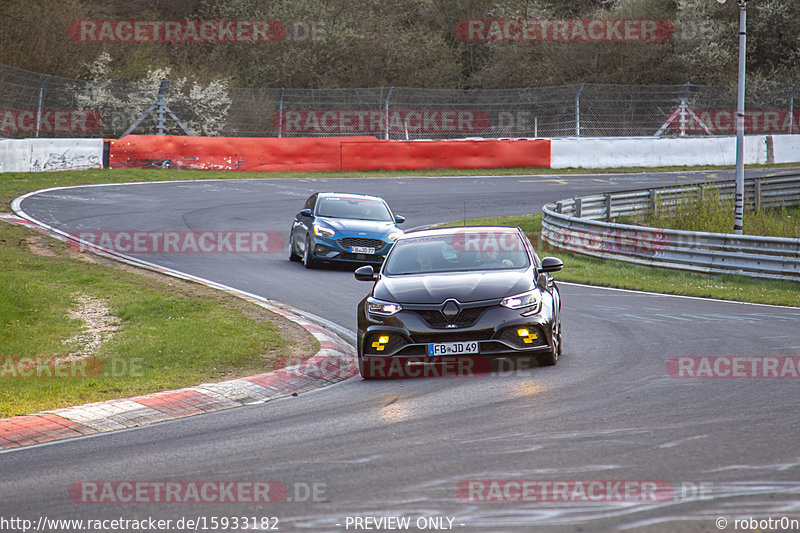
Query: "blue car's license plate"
351 246 375 254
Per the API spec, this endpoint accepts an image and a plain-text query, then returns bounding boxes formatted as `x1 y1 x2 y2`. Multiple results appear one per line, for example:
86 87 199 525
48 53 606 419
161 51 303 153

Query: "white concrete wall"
772 135 800 164
549 135 788 169
0 139 103 173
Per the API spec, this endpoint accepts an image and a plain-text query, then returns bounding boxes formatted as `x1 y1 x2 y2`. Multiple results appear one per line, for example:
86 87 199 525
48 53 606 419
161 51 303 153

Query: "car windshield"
316 197 393 221
383 231 530 275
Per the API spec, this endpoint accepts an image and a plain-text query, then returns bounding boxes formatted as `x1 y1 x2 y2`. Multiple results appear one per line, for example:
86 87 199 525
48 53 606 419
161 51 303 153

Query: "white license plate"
351 246 376 254
428 341 479 356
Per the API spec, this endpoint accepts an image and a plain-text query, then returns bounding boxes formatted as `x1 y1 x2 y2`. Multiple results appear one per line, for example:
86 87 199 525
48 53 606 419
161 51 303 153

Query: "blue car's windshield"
317 197 393 221
384 230 530 275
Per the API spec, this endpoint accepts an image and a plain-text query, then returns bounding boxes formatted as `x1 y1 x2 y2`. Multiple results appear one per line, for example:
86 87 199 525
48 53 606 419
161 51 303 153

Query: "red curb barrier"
0 414 98 449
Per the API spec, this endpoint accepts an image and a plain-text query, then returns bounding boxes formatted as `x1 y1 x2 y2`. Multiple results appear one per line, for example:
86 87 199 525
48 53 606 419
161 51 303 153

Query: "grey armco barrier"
542 172 800 281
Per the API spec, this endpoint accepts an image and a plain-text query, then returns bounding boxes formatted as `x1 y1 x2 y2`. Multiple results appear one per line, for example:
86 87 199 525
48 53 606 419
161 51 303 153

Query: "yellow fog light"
517 328 538 344
371 335 390 351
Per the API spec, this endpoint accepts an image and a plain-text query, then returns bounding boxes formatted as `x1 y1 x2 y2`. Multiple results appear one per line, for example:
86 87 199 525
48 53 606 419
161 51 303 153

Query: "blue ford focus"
289 192 405 268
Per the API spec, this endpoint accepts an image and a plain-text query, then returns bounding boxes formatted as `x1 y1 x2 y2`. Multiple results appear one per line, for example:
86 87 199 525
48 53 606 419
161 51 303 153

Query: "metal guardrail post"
574 197 583 218
754 177 761 211
649 189 658 215
605 194 613 222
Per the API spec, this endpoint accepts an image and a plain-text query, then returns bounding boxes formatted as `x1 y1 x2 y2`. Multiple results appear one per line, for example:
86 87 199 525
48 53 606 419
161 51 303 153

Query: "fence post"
754 177 761 211
277 88 284 138
605 194 613 221
156 79 169 135
121 78 193 137
575 197 583 218
575 83 585 137
35 75 51 138
384 86 394 140
650 189 658 215
789 82 799 134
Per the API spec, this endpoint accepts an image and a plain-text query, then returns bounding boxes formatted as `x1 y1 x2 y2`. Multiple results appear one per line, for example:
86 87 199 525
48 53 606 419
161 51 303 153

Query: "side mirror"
300 208 313 217
354 265 378 281
394 215 405 224
540 257 563 273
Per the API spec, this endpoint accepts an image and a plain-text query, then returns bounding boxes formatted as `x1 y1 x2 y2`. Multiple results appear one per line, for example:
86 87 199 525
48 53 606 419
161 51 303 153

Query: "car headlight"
313 225 335 238
500 289 542 312
367 297 402 316
387 231 403 242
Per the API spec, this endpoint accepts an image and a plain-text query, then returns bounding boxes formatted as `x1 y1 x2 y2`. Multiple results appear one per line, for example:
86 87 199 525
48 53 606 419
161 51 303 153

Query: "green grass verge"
440 213 800 307
0 221 313 417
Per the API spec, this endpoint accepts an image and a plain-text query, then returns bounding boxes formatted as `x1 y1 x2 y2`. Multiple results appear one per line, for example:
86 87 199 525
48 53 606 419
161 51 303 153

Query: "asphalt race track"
3 169 800 532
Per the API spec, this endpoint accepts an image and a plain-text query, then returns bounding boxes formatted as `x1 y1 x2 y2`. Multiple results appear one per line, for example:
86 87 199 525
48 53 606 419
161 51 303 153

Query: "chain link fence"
1 62 798 140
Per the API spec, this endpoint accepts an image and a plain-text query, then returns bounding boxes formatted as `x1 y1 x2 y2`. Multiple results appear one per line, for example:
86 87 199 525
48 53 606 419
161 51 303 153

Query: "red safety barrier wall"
108 135 375 172
108 135 552 172
341 138 550 171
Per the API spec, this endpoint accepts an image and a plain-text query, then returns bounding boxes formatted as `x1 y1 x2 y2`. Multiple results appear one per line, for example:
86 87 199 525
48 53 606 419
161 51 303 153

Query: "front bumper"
357 303 555 377
311 236 391 264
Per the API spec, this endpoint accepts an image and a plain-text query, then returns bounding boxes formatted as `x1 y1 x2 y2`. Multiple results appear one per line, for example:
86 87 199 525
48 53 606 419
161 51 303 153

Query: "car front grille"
338 237 385 250
414 306 490 329
412 329 495 344
340 252 384 262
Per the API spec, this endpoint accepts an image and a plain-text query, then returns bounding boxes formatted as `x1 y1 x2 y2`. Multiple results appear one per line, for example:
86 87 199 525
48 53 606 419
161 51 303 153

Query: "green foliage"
633 184 800 238
0 0 797 88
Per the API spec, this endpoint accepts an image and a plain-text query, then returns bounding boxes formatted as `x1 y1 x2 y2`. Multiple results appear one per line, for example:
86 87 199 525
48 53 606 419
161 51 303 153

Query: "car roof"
316 192 386 202
397 226 523 241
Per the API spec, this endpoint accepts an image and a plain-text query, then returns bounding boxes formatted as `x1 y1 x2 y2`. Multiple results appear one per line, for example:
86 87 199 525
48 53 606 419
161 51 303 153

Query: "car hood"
374 270 533 304
319 217 398 236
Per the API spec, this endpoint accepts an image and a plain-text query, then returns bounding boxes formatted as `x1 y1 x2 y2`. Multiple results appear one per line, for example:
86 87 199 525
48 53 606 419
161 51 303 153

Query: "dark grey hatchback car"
354 226 563 379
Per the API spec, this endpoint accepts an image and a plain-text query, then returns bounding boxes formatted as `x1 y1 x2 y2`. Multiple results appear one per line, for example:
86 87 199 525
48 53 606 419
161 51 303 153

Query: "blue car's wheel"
289 233 301 262
303 234 317 269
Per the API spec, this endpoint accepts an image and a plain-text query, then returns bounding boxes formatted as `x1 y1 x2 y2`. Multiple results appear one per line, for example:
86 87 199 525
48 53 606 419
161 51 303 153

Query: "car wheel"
288 233 301 262
537 320 560 366
302 234 317 269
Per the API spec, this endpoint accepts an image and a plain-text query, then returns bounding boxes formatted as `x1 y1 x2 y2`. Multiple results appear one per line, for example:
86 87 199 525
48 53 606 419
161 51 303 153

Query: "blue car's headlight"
313 225 335 238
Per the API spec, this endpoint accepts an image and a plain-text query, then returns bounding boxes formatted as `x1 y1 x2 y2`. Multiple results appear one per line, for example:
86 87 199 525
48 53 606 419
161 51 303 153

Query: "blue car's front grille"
338 237 385 250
